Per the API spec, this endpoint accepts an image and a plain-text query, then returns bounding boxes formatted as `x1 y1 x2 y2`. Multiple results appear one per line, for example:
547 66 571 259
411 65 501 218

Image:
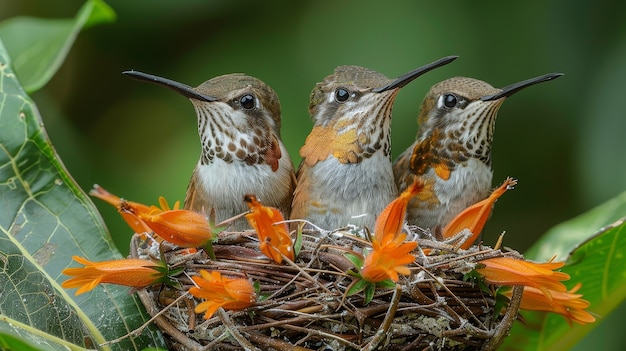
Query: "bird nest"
131 226 523 351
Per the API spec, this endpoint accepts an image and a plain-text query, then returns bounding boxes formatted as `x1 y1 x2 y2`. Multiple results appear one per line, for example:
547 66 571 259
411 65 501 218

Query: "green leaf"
0 319 79 351
375 279 396 289
0 0 116 93
0 333 42 351
502 196 626 350
0 39 166 350
343 252 364 269
346 279 370 297
525 190 626 261
364 283 375 305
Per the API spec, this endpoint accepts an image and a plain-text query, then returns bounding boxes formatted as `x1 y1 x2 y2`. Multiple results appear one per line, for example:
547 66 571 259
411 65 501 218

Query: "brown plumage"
291 56 458 230
124 71 296 230
393 73 563 232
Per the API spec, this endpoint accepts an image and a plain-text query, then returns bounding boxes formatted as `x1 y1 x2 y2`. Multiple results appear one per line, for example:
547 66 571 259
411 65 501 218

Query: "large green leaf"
501 192 626 350
0 0 116 93
525 191 626 262
0 39 166 350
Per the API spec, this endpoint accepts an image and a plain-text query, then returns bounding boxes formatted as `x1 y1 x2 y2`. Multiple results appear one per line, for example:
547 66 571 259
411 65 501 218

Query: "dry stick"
197 326 231 350
242 313 360 348
281 255 334 295
281 254 357 315
215 308 261 351
127 236 204 349
493 233 505 250
245 331 315 351
242 312 345 331
184 295 197 331
399 334 427 351
423 246 500 270
480 285 524 351
262 255 311 301
413 260 488 330
442 322 494 339
278 324 362 350
215 210 250 228
362 283 402 351
101 291 200 349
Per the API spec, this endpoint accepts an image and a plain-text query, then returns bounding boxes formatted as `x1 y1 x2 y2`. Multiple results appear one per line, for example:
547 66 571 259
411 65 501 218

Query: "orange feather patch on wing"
299 125 360 166
263 135 282 172
434 163 451 180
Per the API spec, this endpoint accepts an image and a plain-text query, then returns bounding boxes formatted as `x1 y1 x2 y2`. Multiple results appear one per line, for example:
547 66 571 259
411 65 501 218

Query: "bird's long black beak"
480 73 564 101
122 70 217 102
372 55 459 93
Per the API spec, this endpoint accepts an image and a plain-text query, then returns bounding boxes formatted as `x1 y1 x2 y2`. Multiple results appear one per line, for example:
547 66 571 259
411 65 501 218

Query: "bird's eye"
335 88 350 102
240 94 255 109
443 94 458 108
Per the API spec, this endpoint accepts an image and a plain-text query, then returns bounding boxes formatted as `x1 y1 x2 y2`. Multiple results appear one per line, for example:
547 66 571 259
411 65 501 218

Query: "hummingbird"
123 70 296 231
393 72 563 233
290 56 458 230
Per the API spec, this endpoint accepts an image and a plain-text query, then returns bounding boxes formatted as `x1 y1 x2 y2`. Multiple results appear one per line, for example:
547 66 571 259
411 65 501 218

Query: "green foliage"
344 252 364 272
0 332 50 351
346 278 370 298
0 6 166 350
0 0 115 93
503 196 626 350
526 191 626 262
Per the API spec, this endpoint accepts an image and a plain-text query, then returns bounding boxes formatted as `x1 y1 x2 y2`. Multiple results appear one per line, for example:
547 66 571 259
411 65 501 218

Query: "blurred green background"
1 0 624 349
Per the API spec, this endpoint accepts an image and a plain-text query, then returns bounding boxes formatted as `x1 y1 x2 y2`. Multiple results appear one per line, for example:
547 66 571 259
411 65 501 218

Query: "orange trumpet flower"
374 178 424 245
443 177 517 249
91 185 180 232
189 270 256 319
477 256 595 325
90 185 213 248
360 178 422 283
478 256 569 296
360 232 417 283
90 185 156 234
505 283 596 325
244 194 294 264
137 209 213 248
62 256 166 295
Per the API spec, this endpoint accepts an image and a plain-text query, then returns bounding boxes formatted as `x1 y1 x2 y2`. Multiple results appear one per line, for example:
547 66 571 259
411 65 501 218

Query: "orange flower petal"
61 256 164 295
374 178 424 245
479 256 595 325
158 196 180 211
90 185 158 234
189 270 256 319
360 180 422 283
443 177 517 249
505 285 596 325
138 209 213 248
478 257 569 296
361 235 418 283
244 195 293 263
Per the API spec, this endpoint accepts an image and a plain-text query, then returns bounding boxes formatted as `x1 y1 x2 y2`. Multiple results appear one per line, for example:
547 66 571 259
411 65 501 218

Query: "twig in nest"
245 331 315 351
413 260 487 330
102 291 195 348
216 308 261 351
480 285 523 351
281 255 335 296
362 283 402 351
